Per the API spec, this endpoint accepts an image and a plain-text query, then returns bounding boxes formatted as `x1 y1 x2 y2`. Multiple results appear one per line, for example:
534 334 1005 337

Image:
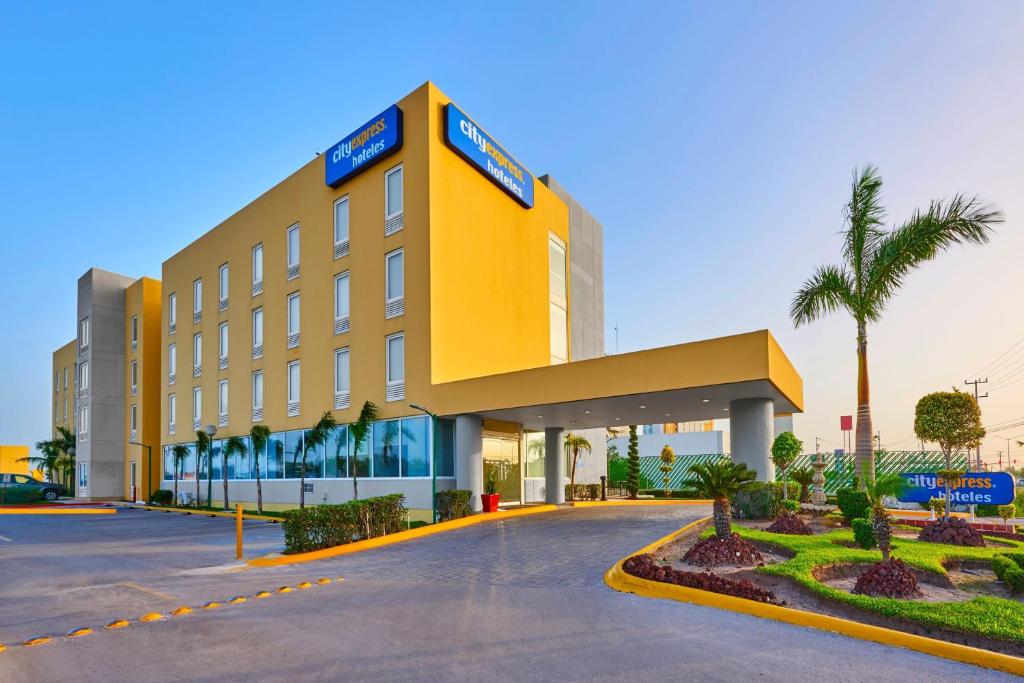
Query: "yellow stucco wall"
124 277 163 499
51 340 77 437
0 445 39 478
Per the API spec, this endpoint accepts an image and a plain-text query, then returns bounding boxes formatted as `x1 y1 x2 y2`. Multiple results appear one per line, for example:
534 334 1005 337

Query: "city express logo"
325 104 403 188
898 471 1016 505
444 103 534 208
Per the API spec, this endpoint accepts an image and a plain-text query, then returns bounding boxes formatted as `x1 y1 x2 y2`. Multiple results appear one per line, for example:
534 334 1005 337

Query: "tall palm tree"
681 461 757 540
563 433 592 501
171 443 190 506
791 166 1001 481
54 426 76 492
195 430 210 507
300 412 338 509
249 425 270 514
861 465 912 562
24 440 61 481
349 401 379 501
223 436 247 510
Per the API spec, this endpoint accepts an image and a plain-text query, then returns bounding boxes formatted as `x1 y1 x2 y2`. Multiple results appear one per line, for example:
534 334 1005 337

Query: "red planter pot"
481 493 500 513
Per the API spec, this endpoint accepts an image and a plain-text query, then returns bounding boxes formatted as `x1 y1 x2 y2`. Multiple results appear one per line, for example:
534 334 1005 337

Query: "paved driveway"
0 505 1015 682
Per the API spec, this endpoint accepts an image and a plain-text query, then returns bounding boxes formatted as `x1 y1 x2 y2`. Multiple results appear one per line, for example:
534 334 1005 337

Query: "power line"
964 378 989 469
970 334 1024 379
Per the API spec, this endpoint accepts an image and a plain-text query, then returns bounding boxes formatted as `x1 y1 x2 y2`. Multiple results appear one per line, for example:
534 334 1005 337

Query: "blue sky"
2 2 1022 461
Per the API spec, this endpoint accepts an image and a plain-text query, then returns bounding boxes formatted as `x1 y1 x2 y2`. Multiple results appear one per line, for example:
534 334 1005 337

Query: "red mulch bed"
852 558 923 598
623 553 781 604
918 518 986 547
682 533 765 568
766 514 813 535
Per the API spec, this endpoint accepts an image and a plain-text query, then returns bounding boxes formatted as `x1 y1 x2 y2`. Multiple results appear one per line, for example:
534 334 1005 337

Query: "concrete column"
545 427 565 504
455 414 483 512
729 398 775 482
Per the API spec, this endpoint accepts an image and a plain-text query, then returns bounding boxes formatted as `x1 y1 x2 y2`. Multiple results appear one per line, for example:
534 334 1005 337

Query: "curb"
123 503 281 522
603 518 1024 677
0 508 116 516
248 504 561 567
572 499 712 507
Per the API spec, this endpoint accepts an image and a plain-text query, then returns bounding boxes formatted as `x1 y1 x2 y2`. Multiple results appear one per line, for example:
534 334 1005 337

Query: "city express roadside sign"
325 105 403 188
898 471 1016 505
444 103 534 208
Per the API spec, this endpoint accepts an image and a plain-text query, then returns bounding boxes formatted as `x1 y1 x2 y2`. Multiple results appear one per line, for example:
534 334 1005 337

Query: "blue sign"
898 471 1016 505
325 105 403 188
444 103 534 208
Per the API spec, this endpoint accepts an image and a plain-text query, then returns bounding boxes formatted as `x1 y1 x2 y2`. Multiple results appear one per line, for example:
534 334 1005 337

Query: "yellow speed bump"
22 636 50 647
201 601 221 610
65 627 93 638
276 586 293 594
170 606 193 616
139 612 163 623
316 577 332 585
253 591 272 599
296 581 312 589
0 643 7 653
228 596 247 604
105 619 131 630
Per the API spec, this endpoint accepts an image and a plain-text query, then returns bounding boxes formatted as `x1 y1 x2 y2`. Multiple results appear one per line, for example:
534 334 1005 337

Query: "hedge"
282 494 406 554
851 517 876 549
731 482 801 519
640 489 706 499
565 483 600 501
836 488 870 524
150 489 173 505
436 489 472 522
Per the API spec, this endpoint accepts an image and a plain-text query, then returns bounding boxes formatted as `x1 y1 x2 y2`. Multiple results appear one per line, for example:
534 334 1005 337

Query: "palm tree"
53 426 76 492
222 436 247 510
249 425 270 514
563 433 592 501
861 466 912 562
195 430 210 507
349 401 379 501
681 461 757 540
791 166 1001 482
171 444 190 506
300 412 338 509
24 440 61 481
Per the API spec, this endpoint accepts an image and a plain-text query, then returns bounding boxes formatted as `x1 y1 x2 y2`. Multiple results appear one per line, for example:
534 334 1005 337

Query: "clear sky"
2 2 1022 463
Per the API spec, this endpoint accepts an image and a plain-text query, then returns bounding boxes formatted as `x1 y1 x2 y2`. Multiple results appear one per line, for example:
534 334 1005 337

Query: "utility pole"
964 378 988 470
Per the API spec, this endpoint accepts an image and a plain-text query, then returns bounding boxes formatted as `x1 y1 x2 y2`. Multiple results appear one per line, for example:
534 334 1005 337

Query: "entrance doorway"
483 435 521 505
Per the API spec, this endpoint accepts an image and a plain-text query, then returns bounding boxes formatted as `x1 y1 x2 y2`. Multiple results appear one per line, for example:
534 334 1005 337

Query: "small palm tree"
195 430 210 507
54 426 76 492
563 433 592 502
682 461 757 540
171 444 189 505
249 425 270 514
861 465 912 562
300 412 338 509
222 436 247 510
24 440 61 481
789 467 815 504
349 401 379 501
791 166 1001 482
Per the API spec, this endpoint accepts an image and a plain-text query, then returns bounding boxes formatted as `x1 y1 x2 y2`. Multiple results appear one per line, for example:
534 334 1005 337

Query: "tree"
223 436 247 510
659 445 676 496
606 443 620 461
349 401 379 501
914 390 985 520
301 412 338 509
771 431 803 500
626 426 640 499
791 166 1000 483
682 461 757 540
861 465 912 562
171 444 190 506
563 433 592 501
248 425 270 514
789 466 814 504
24 440 61 481
195 430 211 507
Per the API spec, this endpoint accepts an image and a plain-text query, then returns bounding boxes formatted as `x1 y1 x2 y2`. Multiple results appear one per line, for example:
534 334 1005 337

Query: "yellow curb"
138 612 163 623
201 601 221 609
105 619 130 630
276 586 293 594
249 504 560 567
296 581 312 589
0 643 6 653
229 596 247 604
22 636 50 647
0 508 115 515
316 578 332 585
65 627 93 638
604 517 1024 677
170 606 193 616
572 499 713 507
253 591 272 599
888 509 970 519
127 503 280 522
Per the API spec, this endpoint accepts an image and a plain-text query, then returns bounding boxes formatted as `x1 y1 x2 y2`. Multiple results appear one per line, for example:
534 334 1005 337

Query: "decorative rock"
918 518 985 547
682 533 765 568
852 558 922 598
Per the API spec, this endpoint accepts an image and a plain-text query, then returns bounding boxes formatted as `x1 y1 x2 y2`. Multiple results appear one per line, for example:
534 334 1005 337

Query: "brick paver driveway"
1 505 1015 682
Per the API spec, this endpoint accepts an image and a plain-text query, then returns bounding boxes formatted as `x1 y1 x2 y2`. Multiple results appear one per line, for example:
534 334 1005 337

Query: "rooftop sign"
325 105 403 188
444 103 534 208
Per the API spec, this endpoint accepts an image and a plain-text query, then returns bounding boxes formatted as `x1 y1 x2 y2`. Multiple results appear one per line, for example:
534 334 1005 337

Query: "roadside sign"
898 471 1016 505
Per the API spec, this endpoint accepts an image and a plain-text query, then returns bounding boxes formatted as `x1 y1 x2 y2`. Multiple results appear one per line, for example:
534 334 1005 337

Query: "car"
0 473 66 502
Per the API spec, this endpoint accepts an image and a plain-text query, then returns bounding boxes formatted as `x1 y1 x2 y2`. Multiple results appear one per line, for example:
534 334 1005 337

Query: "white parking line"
0 535 12 542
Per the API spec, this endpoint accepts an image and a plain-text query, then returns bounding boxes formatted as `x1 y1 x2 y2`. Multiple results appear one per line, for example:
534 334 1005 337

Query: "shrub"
282 494 406 554
851 517 877 549
150 489 173 505
641 489 704 499
622 553 780 604
928 497 946 517
565 483 600 501
998 504 1016 525
436 489 472 522
732 482 799 519
781 499 800 514
993 555 1016 581
836 488 870 524
789 467 814 503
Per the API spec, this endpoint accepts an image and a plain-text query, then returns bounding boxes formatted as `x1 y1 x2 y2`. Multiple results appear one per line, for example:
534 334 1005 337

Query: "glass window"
79 361 89 390
193 333 202 368
130 404 137 431
193 386 202 421
549 303 568 364
219 322 228 359
334 273 349 320
287 293 300 335
130 315 138 345
80 405 89 433
168 344 176 377
266 433 285 479
63 367 68 389
334 197 349 245
385 166 403 217
334 348 350 394
373 419 400 477
437 418 455 477
302 428 324 479
287 361 300 404
193 279 202 314
252 371 263 410
245 435 265 480
326 425 348 478
79 462 89 488
283 429 304 479
350 427 371 478
219 263 229 302
252 308 263 347
252 244 263 283
287 225 300 267
386 249 403 301
168 293 177 326
525 432 546 478
168 394 176 427
386 334 404 384
218 379 228 416
130 360 137 387
187 442 200 480
163 446 173 481
548 236 567 303
80 318 90 347
209 439 222 481
401 416 429 477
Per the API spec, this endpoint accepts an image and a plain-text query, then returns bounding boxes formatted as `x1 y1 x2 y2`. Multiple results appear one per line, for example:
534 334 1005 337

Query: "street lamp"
204 424 218 507
129 440 152 503
410 403 438 523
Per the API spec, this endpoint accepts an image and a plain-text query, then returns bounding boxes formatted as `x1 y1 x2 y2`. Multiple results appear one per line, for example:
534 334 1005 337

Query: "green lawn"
722 525 1024 643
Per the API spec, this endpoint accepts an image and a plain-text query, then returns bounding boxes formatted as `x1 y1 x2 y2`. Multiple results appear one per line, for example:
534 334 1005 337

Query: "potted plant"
481 473 500 513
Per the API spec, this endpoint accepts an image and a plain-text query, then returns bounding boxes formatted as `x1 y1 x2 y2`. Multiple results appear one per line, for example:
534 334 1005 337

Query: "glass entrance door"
483 435 521 505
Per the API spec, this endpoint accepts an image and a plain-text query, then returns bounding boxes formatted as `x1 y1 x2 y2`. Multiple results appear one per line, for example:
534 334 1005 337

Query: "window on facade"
525 432 546 478
252 308 264 350
168 394 176 428
334 273 349 322
130 404 137 432
193 279 202 314
326 425 348 478
287 361 300 405
548 233 568 364
63 398 67 421
193 333 202 369
63 367 68 390
385 249 404 317
334 197 349 247
80 405 89 434
401 415 429 477
372 419 400 477
168 343 176 379
130 315 138 349
79 361 89 391
385 333 404 401
79 462 89 489
334 348 350 396
168 292 177 329
80 318 90 348
54 370 58 392
193 386 202 421
218 379 228 417
252 371 263 410
287 293 300 336
219 322 228 360
287 225 300 268
385 166 403 218
219 263 229 306
252 243 264 286
130 359 138 389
